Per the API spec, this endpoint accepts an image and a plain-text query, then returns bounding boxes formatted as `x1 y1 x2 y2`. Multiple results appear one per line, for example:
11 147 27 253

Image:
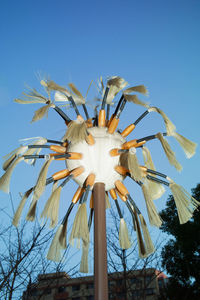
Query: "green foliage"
160 184 200 298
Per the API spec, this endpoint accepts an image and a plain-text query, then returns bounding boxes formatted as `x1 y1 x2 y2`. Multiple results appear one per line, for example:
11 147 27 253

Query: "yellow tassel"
47 226 63 262
156 133 182 172
171 132 197 159
127 148 143 182
119 218 131 249
0 157 24 193
139 214 155 256
69 203 89 246
31 104 51 123
64 117 87 143
123 94 149 108
141 182 162 227
12 188 33 227
169 180 200 224
80 241 89 273
149 107 176 135
40 186 62 228
26 157 54 221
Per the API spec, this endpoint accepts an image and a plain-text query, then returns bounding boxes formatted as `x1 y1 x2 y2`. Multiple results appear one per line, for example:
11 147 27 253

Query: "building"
23 268 168 300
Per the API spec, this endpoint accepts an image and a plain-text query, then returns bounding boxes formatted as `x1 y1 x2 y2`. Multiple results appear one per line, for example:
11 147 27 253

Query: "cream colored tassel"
139 214 155 255
132 208 146 258
0 157 24 193
33 157 54 199
142 146 156 170
149 107 176 135
119 152 129 170
123 94 149 108
142 146 165 199
80 241 89 273
105 192 111 209
69 203 89 246
156 133 182 172
141 182 162 227
14 87 48 104
12 188 33 227
26 157 54 221
124 85 149 95
105 76 128 104
47 226 63 262
3 154 17 171
119 218 131 249
40 186 62 228
31 104 51 123
23 137 47 165
169 180 200 224
64 116 87 143
171 132 197 158
128 147 143 182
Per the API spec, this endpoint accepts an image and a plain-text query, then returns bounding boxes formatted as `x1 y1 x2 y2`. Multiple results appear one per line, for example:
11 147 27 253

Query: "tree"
0 200 79 299
160 183 200 299
106 206 164 300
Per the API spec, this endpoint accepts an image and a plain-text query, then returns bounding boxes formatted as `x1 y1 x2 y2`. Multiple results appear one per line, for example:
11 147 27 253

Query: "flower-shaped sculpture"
0 76 198 281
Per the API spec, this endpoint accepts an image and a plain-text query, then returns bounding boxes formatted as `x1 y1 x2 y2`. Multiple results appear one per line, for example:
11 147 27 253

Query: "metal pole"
93 182 108 300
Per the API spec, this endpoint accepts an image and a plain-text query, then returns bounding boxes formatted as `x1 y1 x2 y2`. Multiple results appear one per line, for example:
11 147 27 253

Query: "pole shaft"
93 182 108 300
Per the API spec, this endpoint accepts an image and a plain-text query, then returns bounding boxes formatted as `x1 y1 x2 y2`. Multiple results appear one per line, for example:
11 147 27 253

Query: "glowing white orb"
66 127 126 191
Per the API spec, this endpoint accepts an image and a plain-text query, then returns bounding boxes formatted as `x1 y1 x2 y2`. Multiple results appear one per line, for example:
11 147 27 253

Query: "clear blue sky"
0 0 200 273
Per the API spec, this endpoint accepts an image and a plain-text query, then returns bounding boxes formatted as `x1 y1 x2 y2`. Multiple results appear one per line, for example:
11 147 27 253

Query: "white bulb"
66 127 126 191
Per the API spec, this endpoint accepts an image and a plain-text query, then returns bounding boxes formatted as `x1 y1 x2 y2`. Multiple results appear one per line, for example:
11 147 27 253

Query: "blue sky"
0 0 200 274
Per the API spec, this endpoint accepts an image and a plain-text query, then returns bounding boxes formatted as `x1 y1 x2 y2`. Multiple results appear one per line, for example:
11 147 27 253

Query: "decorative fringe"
147 178 165 201
64 117 87 143
128 148 143 181
156 133 182 172
171 132 197 158
47 226 63 262
119 152 129 170
0 157 24 193
26 157 54 221
80 241 89 273
14 87 48 104
169 181 200 224
139 214 155 255
123 94 149 108
3 154 17 171
41 79 67 93
149 107 176 135
105 192 111 209
132 209 146 258
106 76 128 104
69 203 89 246
142 146 156 170
12 188 33 227
119 218 131 249
68 83 86 105
31 104 51 122
23 137 48 165
33 157 54 199
142 148 166 199
141 182 162 227
40 186 62 227
124 85 148 96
